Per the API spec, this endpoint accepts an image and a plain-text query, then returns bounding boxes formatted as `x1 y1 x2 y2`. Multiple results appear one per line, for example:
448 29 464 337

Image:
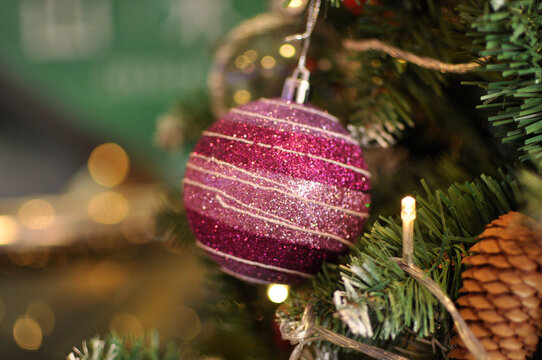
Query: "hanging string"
281 0 321 103
343 38 488 73
285 0 322 72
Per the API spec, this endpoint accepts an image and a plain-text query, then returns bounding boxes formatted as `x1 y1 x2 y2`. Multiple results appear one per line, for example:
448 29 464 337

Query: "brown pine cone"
449 211 542 360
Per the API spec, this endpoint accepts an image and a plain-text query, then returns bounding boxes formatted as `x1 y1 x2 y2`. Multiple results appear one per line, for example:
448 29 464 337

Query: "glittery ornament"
183 98 371 284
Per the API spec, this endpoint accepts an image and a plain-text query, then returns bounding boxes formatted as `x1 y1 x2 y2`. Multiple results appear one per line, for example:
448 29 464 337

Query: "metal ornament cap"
281 67 311 104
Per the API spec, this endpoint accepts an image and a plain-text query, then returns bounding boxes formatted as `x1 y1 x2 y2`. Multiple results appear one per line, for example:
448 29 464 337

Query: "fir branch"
67 331 192 360
341 171 519 340
329 1 478 148
463 0 542 162
278 171 520 356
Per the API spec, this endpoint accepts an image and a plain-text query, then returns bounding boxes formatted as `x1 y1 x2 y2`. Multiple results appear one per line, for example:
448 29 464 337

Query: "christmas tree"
72 0 542 359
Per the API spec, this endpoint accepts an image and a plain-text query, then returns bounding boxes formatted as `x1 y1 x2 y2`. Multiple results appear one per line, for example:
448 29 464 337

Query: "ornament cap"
281 67 310 104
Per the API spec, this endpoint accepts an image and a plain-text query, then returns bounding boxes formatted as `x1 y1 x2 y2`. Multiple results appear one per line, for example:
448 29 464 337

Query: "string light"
267 284 289 303
288 0 305 8
401 196 416 266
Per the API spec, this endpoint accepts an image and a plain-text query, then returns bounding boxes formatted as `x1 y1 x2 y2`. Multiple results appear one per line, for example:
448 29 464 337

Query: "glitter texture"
183 98 371 284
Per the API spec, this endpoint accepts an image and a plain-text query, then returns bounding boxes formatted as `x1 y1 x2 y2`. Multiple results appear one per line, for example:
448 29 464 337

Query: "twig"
343 38 488 74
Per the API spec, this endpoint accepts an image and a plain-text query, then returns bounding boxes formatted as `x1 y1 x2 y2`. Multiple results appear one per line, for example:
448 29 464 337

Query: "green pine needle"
462 0 542 163
67 331 191 360
278 171 520 354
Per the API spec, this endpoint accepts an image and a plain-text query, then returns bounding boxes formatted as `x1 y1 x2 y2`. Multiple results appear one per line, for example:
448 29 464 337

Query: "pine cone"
449 211 542 360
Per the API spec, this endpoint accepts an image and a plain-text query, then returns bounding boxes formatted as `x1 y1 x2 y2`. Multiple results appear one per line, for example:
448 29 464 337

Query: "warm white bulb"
288 0 304 8
401 196 416 221
267 284 289 303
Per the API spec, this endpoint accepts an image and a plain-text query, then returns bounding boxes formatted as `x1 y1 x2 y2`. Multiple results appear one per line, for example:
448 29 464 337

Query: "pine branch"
325 1 479 148
461 0 542 162
278 171 520 356
67 331 193 360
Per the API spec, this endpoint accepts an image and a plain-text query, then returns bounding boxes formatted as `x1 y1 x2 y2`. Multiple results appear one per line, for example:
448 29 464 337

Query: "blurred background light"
110 312 144 338
87 143 130 187
83 260 129 299
233 89 251 105
260 55 276 69
26 302 55 336
88 191 130 224
0 216 19 245
175 306 201 341
235 55 251 70
18 199 55 230
278 44 296 58
13 316 42 351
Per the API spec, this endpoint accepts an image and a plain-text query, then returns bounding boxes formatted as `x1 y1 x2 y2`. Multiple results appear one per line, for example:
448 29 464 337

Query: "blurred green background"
0 1 287 359
0 0 266 187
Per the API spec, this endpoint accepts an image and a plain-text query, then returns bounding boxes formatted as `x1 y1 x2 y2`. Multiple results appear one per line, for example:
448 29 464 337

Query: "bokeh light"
260 55 276 69
18 199 55 230
85 260 129 299
110 313 144 338
87 143 130 187
13 316 42 351
241 63 256 74
267 284 289 303
244 49 258 62
317 58 332 71
279 44 296 58
26 302 55 335
233 89 251 105
288 0 305 8
88 191 130 224
234 55 251 70
0 216 18 245
176 306 202 340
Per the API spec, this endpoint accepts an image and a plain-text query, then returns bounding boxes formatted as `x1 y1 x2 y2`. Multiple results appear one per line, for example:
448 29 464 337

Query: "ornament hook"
281 0 321 104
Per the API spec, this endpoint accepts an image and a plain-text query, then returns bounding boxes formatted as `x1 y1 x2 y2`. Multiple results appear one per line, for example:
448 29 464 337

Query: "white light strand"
401 196 416 266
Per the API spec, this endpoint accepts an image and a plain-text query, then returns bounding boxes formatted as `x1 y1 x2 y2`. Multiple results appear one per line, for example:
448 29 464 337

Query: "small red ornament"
342 0 376 16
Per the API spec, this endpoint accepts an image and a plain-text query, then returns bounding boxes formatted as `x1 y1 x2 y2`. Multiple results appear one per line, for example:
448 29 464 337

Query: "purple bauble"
183 98 371 284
